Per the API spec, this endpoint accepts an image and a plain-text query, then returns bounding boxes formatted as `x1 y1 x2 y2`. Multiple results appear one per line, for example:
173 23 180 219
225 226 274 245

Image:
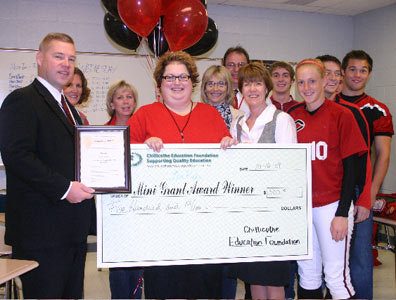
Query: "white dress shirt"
231 101 297 144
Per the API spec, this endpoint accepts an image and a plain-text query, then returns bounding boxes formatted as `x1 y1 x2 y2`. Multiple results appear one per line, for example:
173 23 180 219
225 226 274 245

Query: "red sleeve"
373 104 394 137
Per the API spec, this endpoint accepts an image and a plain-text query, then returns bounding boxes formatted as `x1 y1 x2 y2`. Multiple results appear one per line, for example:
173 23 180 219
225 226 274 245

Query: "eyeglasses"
162 74 191 82
206 81 227 89
226 62 246 68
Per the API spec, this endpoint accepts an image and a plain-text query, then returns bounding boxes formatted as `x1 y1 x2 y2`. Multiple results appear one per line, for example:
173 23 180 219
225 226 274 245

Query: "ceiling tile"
208 0 396 16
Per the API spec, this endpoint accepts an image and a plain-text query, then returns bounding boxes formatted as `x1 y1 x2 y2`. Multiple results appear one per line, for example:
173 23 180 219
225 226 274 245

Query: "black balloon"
200 0 207 7
185 17 218 56
104 13 141 50
102 0 119 18
147 18 169 57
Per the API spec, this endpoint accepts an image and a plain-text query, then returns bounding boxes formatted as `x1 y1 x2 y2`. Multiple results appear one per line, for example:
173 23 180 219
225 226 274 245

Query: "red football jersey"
289 99 367 208
336 93 394 144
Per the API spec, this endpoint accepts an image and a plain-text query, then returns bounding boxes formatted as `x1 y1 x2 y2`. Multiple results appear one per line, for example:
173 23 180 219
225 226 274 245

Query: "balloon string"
137 34 153 70
157 17 162 58
153 25 158 58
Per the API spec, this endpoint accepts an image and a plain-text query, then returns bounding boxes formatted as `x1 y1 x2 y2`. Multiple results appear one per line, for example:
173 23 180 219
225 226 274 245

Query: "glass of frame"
75 126 131 193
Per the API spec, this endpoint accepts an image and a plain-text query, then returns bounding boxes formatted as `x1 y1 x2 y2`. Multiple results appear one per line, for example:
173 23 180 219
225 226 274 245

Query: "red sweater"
127 102 231 143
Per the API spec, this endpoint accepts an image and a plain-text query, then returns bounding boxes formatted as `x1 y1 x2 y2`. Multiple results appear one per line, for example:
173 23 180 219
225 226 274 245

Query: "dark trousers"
12 243 87 299
144 264 222 298
109 268 143 299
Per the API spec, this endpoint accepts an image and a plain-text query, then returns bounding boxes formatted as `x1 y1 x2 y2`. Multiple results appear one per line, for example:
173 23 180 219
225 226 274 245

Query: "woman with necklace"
228 62 297 299
127 51 234 298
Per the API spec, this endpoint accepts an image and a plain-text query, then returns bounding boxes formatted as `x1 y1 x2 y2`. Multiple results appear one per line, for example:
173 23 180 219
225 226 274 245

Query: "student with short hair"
337 50 394 299
316 55 343 101
269 61 298 111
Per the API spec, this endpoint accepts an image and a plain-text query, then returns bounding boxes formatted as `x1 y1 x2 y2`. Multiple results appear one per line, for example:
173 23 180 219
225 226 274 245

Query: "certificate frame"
75 126 131 193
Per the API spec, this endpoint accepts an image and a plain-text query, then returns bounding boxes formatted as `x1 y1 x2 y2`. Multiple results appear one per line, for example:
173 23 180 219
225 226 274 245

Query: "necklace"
163 101 193 143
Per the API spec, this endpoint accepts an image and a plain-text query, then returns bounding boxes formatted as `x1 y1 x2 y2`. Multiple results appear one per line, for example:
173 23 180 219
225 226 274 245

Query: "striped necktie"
61 95 75 126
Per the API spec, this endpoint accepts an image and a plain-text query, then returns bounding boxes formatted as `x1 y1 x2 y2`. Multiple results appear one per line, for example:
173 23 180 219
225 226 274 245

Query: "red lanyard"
234 93 245 110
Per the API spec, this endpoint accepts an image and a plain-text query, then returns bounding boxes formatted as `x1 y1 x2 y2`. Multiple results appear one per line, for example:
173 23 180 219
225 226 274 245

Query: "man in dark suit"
0 33 95 298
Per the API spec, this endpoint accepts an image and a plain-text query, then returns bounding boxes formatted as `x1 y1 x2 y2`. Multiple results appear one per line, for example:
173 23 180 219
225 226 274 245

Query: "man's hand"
66 181 95 203
354 205 370 223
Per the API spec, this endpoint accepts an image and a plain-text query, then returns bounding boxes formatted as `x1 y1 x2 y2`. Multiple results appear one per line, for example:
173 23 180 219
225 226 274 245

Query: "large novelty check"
97 144 312 268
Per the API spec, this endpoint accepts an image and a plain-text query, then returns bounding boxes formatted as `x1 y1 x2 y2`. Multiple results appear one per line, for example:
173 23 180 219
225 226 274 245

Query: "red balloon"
118 0 161 38
163 0 208 52
161 0 177 15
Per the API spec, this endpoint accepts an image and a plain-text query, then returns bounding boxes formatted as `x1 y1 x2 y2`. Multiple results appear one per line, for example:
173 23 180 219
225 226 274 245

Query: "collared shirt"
37 76 77 125
235 90 250 113
36 76 73 200
269 95 298 112
231 101 297 144
37 76 62 105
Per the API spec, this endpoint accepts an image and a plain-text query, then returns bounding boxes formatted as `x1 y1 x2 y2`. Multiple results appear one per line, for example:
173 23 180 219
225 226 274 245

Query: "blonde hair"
296 58 326 78
39 32 74 52
201 65 234 105
106 80 138 116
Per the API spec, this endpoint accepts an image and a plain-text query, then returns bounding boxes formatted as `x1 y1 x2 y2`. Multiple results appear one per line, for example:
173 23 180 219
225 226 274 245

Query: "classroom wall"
0 0 354 61
206 4 354 62
354 3 396 194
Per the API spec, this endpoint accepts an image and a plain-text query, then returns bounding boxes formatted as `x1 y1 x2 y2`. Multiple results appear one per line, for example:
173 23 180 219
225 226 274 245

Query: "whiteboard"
0 50 220 125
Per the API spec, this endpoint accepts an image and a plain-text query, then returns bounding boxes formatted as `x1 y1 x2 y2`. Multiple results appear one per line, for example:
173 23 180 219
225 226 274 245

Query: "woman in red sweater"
127 51 234 298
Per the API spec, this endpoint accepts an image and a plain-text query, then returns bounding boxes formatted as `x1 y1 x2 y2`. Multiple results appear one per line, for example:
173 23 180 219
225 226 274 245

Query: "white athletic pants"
297 201 355 299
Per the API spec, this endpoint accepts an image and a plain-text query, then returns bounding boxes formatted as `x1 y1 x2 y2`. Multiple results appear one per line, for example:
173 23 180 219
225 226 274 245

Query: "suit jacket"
0 79 95 250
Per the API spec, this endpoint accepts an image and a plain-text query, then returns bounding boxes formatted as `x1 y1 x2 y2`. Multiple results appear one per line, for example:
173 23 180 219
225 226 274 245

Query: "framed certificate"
75 126 131 193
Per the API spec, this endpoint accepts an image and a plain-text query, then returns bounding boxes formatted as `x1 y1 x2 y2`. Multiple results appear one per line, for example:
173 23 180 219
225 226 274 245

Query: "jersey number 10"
311 141 328 160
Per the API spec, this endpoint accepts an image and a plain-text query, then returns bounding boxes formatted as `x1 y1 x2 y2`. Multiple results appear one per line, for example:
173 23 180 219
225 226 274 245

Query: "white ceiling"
208 0 396 16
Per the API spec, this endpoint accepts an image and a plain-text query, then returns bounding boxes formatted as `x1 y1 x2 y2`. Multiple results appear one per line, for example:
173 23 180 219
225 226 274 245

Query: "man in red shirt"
338 50 394 299
269 61 298 111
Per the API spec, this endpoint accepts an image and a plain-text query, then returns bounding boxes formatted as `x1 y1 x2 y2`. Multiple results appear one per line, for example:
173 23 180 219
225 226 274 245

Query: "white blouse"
231 101 297 144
